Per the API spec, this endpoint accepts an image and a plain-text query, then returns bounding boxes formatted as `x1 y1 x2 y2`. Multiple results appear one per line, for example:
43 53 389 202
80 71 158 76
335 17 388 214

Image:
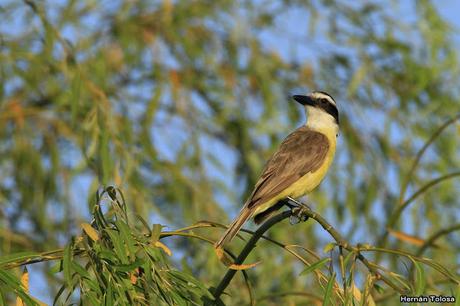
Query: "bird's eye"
321 98 328 105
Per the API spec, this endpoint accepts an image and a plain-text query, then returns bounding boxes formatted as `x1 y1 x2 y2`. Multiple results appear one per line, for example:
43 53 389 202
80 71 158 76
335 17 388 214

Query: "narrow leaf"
154 241 172 256
387 229 425 247
409 257 426 295
323 272 336 306
63 245 72 287
300 258 331 276
115 220 136 260
81 223 100 241
323 242 336 253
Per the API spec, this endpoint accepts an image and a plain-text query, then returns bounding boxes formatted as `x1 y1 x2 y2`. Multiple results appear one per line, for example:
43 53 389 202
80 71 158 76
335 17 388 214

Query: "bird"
215 91 339 256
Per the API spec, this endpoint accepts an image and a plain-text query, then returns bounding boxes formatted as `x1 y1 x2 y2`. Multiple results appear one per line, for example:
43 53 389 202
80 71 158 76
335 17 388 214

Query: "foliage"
2 188 214 305
1 0 460 305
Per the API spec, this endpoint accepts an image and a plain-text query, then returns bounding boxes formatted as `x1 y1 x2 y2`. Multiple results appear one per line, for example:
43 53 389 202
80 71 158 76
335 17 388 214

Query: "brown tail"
215 207 253 250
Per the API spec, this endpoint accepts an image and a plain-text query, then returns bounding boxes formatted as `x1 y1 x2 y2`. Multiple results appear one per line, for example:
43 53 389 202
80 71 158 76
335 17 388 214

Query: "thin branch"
212 202 407 303
292 201 408 293
296 204 405 293
398 113 460 204
212 210 292 301
298 200 459 289
358 247 459 284
379 171 460 247
390 171 460 229
377 113 460 250
416 223 460 256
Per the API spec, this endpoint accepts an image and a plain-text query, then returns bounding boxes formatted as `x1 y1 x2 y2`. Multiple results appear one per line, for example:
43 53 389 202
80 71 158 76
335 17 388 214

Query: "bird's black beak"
292 95 315 107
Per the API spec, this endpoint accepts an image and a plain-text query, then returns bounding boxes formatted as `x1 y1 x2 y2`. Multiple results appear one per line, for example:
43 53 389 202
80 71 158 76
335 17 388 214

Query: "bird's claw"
289 205 309 224
289 214 300 225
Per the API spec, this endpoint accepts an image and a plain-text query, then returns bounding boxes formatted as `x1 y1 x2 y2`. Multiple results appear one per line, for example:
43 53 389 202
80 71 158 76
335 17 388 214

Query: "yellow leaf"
214 247 260 270
154 241 172 256
81 223 100 241
228 261 261 270
20 267 29 292
387 228 425 247
16 267 29 306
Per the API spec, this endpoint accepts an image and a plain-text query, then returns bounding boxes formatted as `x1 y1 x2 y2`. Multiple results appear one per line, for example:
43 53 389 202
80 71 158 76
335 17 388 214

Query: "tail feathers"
215 208 253 250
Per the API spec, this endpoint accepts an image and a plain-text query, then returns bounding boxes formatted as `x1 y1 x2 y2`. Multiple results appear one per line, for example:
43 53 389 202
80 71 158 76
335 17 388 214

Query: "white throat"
305 106 339 135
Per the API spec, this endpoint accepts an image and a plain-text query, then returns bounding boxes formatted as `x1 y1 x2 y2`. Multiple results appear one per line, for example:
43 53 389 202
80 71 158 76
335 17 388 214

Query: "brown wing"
247 126 329 209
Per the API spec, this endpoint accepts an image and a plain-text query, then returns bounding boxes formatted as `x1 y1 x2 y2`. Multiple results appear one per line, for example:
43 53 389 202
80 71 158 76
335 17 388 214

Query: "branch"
212 210 292 301
377 113 460 249
288 202 406 294
416 223 460 256
398 113 460 204
389 171 460 229
212 201 407 303
379 171 460 248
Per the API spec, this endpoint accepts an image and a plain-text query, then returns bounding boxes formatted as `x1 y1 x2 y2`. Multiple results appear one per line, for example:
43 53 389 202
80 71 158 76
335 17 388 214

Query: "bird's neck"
305 106 339 137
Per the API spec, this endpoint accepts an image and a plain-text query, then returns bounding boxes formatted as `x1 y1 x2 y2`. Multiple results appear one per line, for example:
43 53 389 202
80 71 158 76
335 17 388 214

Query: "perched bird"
215 91 339 253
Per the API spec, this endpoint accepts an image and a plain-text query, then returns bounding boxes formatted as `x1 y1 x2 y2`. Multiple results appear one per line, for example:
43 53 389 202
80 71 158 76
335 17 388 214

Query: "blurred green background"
1 0 460 304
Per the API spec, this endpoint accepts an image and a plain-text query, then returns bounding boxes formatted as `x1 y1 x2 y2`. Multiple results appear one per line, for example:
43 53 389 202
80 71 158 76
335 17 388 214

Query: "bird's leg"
285 197 310 224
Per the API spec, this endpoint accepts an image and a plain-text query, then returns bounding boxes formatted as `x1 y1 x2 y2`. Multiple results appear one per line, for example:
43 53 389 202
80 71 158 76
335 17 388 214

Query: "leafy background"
1 0 460 304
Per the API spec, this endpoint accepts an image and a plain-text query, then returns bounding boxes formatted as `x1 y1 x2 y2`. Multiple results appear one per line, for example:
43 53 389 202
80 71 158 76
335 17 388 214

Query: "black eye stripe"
317 99 339 125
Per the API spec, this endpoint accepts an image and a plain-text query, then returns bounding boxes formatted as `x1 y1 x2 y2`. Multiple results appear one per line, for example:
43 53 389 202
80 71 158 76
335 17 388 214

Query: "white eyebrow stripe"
311 92 336 106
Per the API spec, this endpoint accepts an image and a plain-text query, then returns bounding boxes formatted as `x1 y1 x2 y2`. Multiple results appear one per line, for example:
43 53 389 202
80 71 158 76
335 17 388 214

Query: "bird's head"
292 91 339 132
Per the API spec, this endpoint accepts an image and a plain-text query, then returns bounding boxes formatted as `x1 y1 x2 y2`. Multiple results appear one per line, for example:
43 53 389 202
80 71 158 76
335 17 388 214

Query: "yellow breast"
253 127 337 216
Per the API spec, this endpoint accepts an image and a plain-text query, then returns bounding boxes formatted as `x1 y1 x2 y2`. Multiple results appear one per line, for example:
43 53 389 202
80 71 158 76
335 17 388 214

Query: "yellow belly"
253 128 336 216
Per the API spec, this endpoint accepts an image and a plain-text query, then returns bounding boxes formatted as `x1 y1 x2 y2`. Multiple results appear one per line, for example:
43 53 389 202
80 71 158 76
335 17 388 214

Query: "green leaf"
86 293 101 306
343 250 355 268
410 257 426 295
105 229 129 264
169 270 214 299
323 242 336 253
49 261 62 274
323 272 336 306
0 251 41 266
104 282 113 306
373 283 384 294
136 214 152 234
388 272 411 291
115 220 136 260
71 261 90 278
299 258 331 276
98 247 119 263
63 244 72 287
82 278 102 295
112 258 145 273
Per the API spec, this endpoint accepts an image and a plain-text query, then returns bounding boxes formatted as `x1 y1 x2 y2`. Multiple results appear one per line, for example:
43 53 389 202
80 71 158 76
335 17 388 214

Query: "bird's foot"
286 197 310 224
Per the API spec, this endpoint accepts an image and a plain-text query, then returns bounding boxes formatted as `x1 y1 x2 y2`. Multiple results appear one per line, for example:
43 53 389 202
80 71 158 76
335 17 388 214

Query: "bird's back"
250 125 337 222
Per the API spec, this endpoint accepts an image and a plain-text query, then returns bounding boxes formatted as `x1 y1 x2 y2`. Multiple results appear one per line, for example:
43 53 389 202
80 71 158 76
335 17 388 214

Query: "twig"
398 113 460 205
416 223 460 256
212 210 292 301
212 201 407 303
378 171 460 251
389 171 460 230
286 201 406 294
377 113 460 249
